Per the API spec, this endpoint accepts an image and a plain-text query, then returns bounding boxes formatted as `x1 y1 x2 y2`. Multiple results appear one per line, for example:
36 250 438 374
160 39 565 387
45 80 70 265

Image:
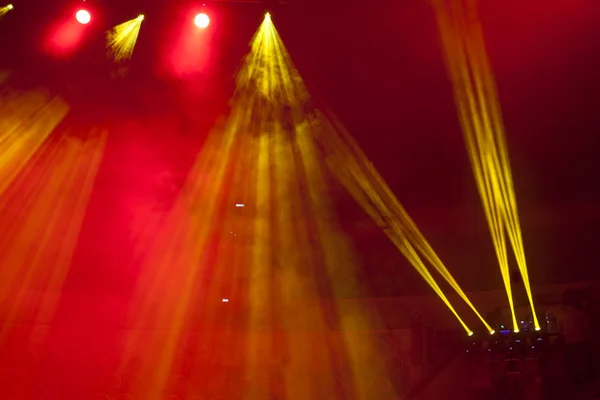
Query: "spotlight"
194 12 210 29
0 3 14 17
75 9 91 24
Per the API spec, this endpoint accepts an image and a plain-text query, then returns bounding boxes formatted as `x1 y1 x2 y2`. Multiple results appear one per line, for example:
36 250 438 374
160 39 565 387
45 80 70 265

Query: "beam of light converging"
114 13 400 400
0 3 14 18
312 111 492 335
0 85 106 347
106 14 144 62
434 0 540 331
0 84 70 197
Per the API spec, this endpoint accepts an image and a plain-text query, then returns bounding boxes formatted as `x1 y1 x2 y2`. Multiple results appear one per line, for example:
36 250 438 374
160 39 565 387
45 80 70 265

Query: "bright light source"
75 9 91 24
1 3 14 16
222 298 229 302
194 13 210 29
468 331 474 336
235 203 244 207
490 330 495 335
107 15 145 61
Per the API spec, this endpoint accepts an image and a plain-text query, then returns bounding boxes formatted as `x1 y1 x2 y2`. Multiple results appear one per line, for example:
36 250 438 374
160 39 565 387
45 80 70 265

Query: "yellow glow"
0 84 106 343
118 12 401 400
490 330 495 335
434 0 540 332
468 331 474 336
0 3 14 17
0 89 69 196
106 15 144 61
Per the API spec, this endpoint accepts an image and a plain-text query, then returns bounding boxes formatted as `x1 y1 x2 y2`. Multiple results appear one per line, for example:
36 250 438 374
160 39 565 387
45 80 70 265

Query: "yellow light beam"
0 130 106 346
0 4 13 18
0 88 69 199
319 111 490 333
106 14 144 62
119 12 400 399
434 0 540 330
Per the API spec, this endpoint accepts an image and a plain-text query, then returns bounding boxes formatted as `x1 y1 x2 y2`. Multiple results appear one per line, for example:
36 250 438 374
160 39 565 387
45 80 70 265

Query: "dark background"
1 0 599 297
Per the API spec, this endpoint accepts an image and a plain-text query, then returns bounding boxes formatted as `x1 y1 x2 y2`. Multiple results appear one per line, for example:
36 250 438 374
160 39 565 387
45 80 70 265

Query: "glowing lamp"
75 9 91 24
194 13 210 28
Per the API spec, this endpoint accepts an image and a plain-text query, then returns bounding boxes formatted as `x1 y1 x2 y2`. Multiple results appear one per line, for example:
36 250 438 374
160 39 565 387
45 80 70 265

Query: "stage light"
75 9 91 24
434 0 541 333
0 3 14 17
107 14 145 61
194 12 210 28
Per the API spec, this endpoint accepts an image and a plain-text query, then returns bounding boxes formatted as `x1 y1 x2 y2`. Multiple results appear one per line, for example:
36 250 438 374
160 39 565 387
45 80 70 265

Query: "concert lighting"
194 12 210 28
107 14 145 61
120 13 400 399
0 3 13 18
320 112 492 334
0 89 69 196
434 0 540 331
75 9 91 24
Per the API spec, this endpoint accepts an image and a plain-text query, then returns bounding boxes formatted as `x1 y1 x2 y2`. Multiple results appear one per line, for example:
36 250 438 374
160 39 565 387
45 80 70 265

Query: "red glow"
163 9 215 77
45 17 88 57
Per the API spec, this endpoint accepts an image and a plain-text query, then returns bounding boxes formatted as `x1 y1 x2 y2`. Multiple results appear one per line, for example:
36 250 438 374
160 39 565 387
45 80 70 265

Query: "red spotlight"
75 9 91 24
194 13 210 29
